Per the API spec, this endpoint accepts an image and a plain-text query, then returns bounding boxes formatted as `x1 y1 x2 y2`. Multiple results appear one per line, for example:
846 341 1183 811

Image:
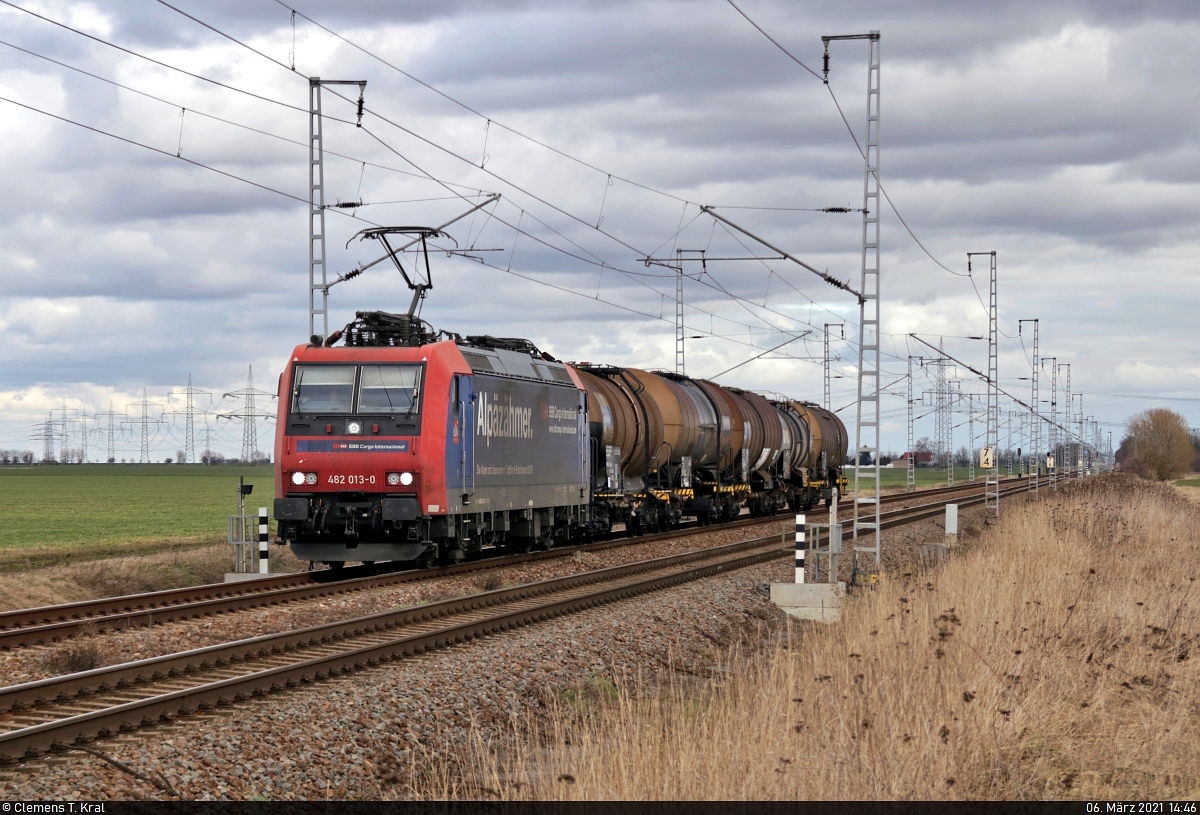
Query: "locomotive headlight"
291 471 305 486
346 421 363 435
399 471 414 486
386 472 401 486
305 472 318 485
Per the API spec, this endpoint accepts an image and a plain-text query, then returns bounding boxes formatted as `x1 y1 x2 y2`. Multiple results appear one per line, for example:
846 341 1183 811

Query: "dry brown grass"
35 623 110 675
0 544 305 612
422 475 1199 800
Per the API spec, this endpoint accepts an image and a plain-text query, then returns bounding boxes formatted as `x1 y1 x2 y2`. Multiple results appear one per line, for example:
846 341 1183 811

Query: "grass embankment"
0 464 291 610
434 476 1198 800
0 464 274 570
874 466 1033 491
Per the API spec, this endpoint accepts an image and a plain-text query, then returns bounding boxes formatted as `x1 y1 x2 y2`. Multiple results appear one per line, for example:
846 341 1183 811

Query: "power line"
0 37 492 194
0 0 301 113
0 93 382 227
143 1 875 357
723 0 823 80
20 0 905 382
272 0 693 206
151 0 293 73
354 106 849 348
723 0 1013 311
350 124 803 343
467 253 819 365
727 4 1025 343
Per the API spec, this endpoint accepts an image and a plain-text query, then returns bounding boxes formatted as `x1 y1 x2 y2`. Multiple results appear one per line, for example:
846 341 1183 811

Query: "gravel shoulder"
0 495 1005 800
0 525 778 687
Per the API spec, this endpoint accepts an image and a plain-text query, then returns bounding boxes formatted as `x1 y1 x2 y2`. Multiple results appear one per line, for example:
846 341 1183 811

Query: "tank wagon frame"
273 311 848 568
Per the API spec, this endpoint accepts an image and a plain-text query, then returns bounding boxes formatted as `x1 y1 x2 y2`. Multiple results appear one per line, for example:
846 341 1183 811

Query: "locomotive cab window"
292 365 356 414
358 365 422 414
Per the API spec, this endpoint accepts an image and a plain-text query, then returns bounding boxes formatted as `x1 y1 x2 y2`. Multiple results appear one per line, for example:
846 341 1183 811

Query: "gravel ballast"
0 496 1006 799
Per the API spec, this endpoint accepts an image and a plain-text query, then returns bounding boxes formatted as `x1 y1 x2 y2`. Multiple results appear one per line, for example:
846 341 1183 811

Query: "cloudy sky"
0 0 1196 461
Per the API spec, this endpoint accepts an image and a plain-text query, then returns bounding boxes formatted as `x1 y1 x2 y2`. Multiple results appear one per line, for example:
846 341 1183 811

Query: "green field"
865 465 1032 489
1176 477 1200 488
0 462 1037 573
0 464 274 570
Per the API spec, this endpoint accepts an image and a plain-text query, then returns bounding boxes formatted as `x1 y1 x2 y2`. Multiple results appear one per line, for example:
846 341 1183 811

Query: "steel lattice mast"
823 31 881 581
824 323 844 412
219 366 277 464
1061 364 1072 476
1019 319 1038 492
1044 357 1057 490
308 78 366 342
906 355 915 493
974 252 1000 516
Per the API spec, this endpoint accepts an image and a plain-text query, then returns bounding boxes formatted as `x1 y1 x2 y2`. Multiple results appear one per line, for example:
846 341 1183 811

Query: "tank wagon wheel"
325 561 344 571
416 550 436 570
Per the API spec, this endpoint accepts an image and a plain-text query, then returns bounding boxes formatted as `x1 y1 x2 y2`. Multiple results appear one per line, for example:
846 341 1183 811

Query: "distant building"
899 451 935 466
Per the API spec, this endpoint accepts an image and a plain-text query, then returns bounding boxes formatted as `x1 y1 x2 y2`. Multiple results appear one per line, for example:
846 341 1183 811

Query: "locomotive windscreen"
291 363 423 416
292 365 355 413
358 365 422 413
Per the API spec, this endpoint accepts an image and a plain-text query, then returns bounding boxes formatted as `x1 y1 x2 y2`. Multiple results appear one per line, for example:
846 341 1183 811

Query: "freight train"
273 310 848 569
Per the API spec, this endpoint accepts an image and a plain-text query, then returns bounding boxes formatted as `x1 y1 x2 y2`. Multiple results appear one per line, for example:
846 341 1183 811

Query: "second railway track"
0 477 1042 763
0 476 1047 650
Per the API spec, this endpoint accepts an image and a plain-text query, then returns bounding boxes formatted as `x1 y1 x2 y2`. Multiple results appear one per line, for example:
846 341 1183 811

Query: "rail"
0 476 1049 763
0 476 1045 650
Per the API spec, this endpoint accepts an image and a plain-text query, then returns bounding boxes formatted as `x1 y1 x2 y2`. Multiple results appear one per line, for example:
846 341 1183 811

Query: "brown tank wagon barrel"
573 363 841 491
695 379 745 472
573 366 664 480
728 388 783 475
774 404 811 477
779 401 849 475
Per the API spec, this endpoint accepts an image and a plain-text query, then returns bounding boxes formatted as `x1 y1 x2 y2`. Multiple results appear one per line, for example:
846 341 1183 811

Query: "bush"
1123 408 1196 481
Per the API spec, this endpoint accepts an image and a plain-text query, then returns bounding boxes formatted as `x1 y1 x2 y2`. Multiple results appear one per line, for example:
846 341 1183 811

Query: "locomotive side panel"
468 373 587 512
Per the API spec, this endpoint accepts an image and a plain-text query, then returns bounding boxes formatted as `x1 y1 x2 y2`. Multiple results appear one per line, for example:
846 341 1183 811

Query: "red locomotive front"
273 338 469 568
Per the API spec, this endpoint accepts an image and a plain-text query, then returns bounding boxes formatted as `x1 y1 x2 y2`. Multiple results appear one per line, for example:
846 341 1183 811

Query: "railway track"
0 476 1046 650
0 477 1042 763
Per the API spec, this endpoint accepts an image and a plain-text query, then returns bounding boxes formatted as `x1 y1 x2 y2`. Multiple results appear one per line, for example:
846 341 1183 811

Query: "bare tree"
1123 408 1196 481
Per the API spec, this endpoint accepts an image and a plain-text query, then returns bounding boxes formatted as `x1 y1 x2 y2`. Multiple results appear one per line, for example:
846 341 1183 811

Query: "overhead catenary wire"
353 126 808 342
128 1 894 369
270 0 693 206
0 93 382 227
908 334 1085 444
726 0 1032 355
467 254 820 364
0 0 302 113
9 1 959 413
0 37 492 194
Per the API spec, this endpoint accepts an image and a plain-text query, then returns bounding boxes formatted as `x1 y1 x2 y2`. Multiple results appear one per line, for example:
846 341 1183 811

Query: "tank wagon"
273 311 847 569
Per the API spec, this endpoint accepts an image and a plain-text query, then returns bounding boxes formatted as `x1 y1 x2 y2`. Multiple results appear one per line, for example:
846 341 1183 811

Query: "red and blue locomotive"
272 312 847 568
273 225 847 568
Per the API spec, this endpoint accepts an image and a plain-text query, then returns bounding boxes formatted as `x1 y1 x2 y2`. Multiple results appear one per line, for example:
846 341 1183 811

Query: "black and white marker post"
795 514 806 583
258 507 269 574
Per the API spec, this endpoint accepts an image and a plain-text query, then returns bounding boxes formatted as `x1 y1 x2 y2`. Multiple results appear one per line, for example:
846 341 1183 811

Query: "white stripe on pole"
795 513 806 583
258 507 269 574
